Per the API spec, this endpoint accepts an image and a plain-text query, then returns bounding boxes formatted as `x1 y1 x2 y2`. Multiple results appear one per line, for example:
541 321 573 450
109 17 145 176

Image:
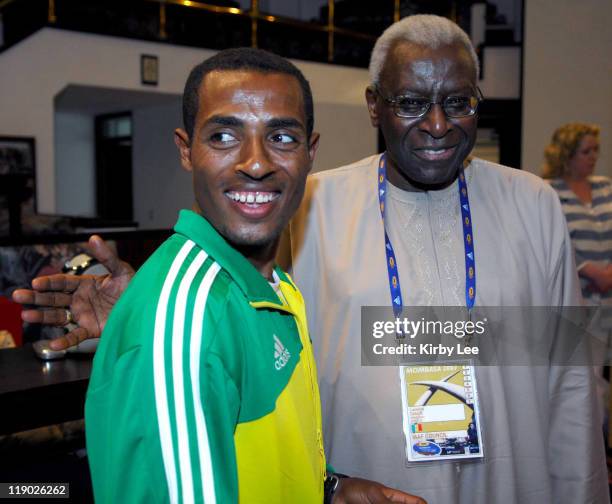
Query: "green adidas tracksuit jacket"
85 210 326 503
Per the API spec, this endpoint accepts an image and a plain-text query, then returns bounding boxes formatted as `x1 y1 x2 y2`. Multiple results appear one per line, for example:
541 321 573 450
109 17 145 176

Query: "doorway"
95 112 133 222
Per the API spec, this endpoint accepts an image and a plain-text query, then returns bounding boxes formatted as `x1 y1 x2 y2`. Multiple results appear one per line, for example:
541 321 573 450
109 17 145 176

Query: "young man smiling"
82 49 423 504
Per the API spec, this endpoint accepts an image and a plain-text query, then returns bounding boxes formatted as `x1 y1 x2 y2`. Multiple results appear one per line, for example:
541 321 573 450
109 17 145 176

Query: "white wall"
132 100 192 229
523 0 612 175
312 102 374 173
479 46 520 99
0 28 376 221
54 111 96 217
0 29 218 213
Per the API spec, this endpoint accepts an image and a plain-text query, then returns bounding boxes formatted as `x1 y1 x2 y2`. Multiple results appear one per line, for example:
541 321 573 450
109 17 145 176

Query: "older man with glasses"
288 14 608 504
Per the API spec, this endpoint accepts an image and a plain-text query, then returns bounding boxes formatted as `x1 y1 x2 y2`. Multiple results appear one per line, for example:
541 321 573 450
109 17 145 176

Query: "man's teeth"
226 191 278 204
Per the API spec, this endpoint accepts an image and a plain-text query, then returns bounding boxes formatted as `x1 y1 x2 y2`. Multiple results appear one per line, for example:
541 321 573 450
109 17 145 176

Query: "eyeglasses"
375 86 484 119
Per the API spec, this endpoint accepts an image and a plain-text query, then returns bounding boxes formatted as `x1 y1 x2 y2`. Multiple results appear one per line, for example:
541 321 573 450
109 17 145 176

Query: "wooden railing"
1 0 464 67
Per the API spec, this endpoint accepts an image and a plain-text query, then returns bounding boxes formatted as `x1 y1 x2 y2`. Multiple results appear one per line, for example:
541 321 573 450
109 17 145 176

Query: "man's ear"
365 86 380 128
307 132 320 168
174 128 193 172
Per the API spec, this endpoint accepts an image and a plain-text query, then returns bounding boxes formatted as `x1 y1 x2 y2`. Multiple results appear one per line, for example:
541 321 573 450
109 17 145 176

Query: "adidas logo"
274 334 291 370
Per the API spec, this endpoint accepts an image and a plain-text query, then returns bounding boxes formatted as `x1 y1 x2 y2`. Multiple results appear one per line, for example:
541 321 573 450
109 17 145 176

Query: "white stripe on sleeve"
190 263 222 504
154 240 195 504
172 251 209 504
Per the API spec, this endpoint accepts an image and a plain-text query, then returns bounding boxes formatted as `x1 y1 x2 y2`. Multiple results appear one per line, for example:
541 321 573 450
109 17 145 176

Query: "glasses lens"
443 96 479 117
394 97 430 118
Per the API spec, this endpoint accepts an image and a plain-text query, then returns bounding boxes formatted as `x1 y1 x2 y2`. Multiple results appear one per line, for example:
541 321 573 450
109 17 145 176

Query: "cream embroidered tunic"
288 155 608 504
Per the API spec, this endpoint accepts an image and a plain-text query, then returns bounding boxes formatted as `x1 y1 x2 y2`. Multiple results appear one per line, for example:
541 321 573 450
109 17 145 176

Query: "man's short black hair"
183 47 314 139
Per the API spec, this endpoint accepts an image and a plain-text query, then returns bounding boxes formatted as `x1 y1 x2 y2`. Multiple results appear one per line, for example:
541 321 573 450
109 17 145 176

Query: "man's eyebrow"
397 85 474 96
266 118 304 130
205 115 243 127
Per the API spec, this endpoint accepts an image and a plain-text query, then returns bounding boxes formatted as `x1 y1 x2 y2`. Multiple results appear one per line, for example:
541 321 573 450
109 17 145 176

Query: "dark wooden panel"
0 345 92 435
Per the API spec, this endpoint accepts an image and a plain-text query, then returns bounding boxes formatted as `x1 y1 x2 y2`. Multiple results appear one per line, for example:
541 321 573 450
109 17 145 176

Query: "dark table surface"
0 344 93 435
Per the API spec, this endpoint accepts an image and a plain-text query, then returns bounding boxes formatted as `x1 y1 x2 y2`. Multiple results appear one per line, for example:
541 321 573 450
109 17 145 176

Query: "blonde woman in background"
544 123 612 302
543 122 612 427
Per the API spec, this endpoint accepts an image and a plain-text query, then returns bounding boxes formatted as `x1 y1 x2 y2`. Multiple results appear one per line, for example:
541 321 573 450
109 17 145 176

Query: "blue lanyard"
377 153 476 318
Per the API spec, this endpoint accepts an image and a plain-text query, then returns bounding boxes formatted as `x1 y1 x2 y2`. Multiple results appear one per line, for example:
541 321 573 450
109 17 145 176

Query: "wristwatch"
324 472 348 504
63 253 108 276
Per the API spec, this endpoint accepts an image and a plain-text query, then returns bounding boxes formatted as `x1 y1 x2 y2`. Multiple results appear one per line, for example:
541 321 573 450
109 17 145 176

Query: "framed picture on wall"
141 54 159 86
0 136 36 237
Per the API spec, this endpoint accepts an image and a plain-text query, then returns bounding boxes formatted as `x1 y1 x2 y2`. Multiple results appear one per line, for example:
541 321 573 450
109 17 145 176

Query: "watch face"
63 253 107 276
63 253 93 274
